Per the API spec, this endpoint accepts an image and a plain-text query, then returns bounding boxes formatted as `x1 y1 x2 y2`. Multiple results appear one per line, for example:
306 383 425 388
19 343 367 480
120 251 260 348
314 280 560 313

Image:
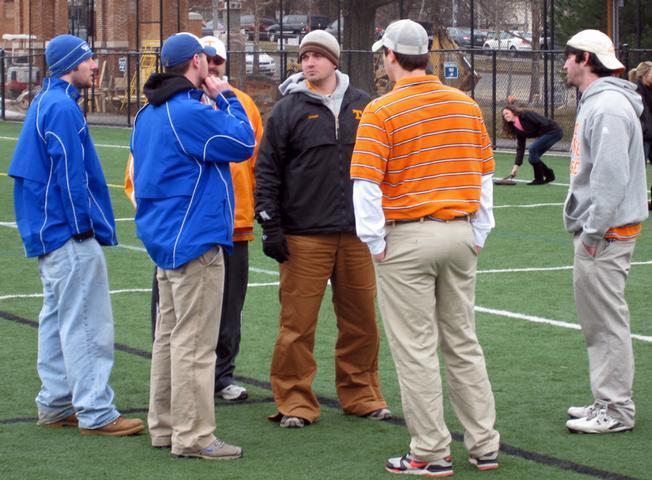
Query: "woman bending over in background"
502 105 563 185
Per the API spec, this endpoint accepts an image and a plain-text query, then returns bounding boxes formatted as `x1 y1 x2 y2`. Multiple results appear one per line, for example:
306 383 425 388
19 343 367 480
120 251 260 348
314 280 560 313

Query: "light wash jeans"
36 238 120 429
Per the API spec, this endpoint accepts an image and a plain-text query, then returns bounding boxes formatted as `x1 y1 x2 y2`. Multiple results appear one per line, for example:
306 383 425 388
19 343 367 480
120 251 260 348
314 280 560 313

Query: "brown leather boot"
39 413 78 428
79 416 145 436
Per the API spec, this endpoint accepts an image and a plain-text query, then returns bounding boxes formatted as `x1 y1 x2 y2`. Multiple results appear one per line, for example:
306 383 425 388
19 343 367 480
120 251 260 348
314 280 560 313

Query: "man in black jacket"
255 30 390 429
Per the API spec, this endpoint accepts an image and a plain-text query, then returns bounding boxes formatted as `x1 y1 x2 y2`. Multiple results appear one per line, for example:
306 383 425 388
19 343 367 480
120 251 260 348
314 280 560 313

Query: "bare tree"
529 0 542 103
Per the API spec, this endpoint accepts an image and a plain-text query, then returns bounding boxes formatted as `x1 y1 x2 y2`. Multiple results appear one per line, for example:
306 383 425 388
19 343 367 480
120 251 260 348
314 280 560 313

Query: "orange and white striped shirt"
351 75 494 220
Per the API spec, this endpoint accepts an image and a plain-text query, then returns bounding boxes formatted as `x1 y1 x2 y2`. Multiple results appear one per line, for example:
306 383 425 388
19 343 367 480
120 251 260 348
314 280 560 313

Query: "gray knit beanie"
299 30 340 67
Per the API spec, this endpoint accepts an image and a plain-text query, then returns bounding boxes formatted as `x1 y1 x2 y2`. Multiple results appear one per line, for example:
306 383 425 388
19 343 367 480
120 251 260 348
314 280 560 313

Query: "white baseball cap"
201 35 227 61
372 19 429 55
566 29 624 72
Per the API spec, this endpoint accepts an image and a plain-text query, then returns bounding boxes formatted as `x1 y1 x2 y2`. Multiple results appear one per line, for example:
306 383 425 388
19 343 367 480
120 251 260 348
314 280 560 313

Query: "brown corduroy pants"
270 233 388 423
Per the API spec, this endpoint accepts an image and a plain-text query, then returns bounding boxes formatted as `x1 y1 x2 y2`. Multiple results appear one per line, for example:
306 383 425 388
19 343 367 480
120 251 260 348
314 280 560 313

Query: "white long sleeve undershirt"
352 175 495 255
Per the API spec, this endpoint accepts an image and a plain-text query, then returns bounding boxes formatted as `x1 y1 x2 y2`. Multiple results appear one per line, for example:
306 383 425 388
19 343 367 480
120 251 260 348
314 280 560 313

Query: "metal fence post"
0 49 5 121
492 49 497 148
127 52 132 127
621 44 630 76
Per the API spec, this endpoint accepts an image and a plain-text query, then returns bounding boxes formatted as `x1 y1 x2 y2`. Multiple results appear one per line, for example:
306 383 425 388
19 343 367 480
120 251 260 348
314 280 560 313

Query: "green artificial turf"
0 121 651 480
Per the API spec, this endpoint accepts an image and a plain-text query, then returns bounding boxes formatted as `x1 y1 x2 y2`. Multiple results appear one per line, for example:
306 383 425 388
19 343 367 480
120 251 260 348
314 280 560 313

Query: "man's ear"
192 53 201 69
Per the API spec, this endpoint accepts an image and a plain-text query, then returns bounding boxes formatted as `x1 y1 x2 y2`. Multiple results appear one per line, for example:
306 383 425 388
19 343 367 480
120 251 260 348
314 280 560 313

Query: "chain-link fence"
1 45 651 154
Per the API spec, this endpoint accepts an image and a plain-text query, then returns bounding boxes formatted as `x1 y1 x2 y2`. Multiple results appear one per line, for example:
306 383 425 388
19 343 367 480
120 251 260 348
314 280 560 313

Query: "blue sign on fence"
444 62 458 79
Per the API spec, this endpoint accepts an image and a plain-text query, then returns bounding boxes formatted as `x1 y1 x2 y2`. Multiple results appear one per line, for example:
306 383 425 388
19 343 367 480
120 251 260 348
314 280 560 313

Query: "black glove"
261 220 289 263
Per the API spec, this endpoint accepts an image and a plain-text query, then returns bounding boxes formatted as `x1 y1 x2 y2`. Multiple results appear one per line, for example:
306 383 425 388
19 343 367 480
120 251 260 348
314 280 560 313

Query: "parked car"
202 20 226 37
266 14 331 42
482 31 531 51
521 32 558 49
245 44 275 76
325 18 342 38
240 15 277 41
5 65 41 99
446 27 485 48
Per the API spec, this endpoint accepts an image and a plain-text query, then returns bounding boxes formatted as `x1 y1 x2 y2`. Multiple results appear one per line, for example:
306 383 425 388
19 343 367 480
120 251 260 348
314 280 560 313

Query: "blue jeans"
527 129 563 165
36 238 120 429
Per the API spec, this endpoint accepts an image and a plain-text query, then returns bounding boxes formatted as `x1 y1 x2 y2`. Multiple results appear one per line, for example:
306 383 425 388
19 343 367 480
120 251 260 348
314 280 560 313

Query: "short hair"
563 46 614 77
382 46 429 72
164 57 193 75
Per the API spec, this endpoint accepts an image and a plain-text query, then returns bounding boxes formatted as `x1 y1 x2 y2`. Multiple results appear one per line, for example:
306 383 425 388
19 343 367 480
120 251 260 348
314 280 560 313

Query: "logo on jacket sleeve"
352 109 362 120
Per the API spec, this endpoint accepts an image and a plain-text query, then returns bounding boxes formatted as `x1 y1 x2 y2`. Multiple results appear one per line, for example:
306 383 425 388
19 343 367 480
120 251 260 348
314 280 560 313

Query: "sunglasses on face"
207 56 225 65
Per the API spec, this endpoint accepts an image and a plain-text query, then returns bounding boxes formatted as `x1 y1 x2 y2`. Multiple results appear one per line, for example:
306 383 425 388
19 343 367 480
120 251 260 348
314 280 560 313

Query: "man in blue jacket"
131 33 255 460
9 35 144 437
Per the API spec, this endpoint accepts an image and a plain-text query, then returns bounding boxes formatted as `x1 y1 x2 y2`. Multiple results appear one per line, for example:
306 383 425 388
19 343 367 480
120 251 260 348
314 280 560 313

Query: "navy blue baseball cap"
161 33 217 68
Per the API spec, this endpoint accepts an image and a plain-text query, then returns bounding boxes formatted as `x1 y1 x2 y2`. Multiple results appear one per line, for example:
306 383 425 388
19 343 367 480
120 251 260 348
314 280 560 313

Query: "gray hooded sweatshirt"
278 70 350 120
563 77 649 245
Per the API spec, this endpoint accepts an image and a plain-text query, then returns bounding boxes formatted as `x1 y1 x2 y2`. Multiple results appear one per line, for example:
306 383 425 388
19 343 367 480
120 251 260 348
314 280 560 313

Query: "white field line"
0 135 129 150
512 178 569 187
3 222 652 275
2 288 649 343
494 202 564 209
475 305 652 343
2 221 651 275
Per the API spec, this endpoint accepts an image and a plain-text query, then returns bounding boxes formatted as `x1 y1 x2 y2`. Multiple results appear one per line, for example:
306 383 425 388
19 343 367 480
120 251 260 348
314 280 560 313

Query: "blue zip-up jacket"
9 77 117 257
131 73 255 269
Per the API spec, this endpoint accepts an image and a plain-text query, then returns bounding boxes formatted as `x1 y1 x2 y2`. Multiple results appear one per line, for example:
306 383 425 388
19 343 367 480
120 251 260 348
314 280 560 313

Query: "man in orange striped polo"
350 19 500 476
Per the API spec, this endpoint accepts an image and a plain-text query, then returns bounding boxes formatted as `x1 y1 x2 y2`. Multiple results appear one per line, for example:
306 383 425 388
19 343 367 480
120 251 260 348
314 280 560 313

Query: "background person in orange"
351 19 500 477
200 35 263 402
124 36 262 403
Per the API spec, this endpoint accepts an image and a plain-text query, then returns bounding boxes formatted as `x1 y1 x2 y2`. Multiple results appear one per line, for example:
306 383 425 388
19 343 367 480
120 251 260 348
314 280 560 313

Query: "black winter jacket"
507 110 563 165
255 86 370 235
636 80 652 142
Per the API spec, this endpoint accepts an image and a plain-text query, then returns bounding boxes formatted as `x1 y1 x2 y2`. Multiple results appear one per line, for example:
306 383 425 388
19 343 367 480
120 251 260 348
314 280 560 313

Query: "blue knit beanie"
46 34 94 78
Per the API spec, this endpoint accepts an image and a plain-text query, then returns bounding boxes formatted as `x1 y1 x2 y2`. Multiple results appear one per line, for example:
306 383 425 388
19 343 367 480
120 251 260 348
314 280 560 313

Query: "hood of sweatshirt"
278 70 350 119
143 73 196 106
579 77 644 118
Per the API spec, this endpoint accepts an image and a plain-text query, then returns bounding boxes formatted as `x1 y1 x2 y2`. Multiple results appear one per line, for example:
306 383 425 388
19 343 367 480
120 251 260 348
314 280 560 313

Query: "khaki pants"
270 233 387 423
573 234 636 426
148 247 224 455
375 220 499 461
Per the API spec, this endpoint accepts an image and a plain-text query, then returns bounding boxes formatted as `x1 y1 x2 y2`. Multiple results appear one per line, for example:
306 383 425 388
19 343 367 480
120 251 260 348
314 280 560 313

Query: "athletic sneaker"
566 406 633 434
567 403 598 419
216 384 248 401
366 408 392 421
279 415 305 428
172 438 243 460
385 453 453 477
469 451 499 471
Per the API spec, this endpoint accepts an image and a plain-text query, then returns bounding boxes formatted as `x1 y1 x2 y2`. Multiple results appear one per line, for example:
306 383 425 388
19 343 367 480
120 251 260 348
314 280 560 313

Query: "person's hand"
582 242 597 257
202 75 231 99
261 220 289 263
373 250 386 262
475 245 482 255
510 164 519 177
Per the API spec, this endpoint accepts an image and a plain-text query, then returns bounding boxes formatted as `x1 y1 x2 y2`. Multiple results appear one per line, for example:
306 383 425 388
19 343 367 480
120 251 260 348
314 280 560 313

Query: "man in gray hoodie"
255 30 390 428
562 29 648 434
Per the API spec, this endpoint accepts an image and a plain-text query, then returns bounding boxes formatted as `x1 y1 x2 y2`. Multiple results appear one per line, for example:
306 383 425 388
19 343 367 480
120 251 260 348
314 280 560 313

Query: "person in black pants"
502 105 563 185
629 61 652 164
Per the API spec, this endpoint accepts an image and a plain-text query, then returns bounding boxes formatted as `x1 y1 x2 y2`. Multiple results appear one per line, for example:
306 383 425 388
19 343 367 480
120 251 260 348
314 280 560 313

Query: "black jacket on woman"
506 111 563 165
636 80 652 142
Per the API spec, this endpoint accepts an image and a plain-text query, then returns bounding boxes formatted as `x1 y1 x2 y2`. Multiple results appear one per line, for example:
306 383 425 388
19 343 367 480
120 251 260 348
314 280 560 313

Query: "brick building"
0 0 202 49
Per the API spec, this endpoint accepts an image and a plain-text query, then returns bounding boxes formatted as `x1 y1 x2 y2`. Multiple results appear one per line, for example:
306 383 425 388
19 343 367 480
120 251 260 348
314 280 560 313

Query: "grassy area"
0 121 651 480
